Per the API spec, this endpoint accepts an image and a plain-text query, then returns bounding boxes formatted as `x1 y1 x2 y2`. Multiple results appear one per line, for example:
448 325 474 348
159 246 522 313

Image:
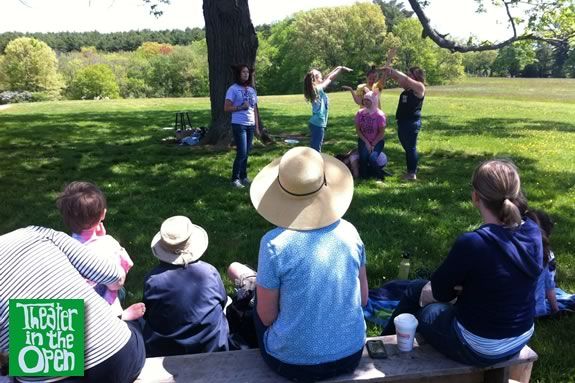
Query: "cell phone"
366 340 388 359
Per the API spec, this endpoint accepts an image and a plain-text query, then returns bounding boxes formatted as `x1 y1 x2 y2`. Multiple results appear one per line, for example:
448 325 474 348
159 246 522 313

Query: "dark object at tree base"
259 127 274 145
176 127 207 143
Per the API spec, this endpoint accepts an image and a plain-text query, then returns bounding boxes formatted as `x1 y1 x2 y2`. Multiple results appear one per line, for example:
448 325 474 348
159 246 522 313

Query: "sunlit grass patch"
0 78 574 381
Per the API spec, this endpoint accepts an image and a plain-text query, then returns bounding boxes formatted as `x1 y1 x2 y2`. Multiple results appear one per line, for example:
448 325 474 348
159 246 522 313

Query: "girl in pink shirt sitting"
355 91 387 179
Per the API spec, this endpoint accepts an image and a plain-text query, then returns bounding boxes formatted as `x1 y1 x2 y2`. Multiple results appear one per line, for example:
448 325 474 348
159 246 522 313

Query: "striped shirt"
456 320 534 357
0 226 131 380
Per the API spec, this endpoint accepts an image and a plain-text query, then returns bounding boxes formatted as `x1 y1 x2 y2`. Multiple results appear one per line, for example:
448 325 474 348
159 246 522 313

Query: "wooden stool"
174 111 192 130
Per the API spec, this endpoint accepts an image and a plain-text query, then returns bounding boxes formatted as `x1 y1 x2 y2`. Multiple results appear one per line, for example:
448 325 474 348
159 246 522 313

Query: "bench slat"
135 335 537 383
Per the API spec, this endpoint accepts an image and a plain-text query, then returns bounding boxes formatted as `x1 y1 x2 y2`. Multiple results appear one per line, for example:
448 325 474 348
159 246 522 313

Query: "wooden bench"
134 335 537 383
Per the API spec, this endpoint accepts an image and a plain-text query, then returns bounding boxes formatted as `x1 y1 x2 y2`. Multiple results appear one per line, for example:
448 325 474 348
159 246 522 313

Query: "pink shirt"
355 108 386 144
73 223 133 316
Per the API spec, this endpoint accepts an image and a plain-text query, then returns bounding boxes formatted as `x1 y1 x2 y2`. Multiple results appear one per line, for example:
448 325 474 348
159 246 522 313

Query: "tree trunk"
202 0 258 146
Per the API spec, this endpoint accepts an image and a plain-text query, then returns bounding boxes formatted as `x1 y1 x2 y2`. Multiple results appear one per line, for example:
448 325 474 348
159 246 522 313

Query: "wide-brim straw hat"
250 146 354 230
150 216 208 266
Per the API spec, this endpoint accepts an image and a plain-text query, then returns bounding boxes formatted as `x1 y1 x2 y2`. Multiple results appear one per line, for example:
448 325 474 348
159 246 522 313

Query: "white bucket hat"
250 146 354 230
150 216 208 266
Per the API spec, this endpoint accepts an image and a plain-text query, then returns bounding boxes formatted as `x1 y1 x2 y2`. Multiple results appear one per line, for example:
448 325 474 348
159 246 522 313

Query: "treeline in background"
0 2 573 103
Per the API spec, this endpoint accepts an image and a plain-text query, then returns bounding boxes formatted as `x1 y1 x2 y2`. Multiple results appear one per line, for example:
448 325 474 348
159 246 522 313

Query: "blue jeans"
254 310 362 382
357 138 385 179
231 124 255 181
309 123 325 152
397 119 421 174
382 280 520 367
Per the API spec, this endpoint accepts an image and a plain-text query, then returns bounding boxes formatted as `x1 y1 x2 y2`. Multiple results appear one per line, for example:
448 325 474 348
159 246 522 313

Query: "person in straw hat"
245 146 369 382
142 216 230 357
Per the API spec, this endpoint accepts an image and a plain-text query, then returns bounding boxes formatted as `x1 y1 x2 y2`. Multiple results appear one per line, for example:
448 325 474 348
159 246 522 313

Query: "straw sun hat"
250 146 354 230
150 216 208 266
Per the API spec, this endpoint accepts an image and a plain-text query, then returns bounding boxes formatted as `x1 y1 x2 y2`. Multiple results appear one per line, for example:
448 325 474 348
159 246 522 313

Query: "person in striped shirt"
0 226 146 382
382 159 543 367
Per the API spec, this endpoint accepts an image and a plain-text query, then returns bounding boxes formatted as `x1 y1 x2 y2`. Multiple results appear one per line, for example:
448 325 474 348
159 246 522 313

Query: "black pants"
60 320 146 383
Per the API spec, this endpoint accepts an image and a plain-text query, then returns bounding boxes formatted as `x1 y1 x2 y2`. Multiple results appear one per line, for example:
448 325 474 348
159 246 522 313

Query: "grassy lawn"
1 77 574 381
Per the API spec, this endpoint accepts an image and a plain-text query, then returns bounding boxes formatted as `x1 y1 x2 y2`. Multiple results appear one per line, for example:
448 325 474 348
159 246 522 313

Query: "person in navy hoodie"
383 159 543 367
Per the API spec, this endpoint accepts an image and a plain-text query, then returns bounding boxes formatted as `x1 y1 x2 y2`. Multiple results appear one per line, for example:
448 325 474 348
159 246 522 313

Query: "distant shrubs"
0 91 59 104
68 64 120 100
0 37 63 95
0 91 32 104
57 41 209 100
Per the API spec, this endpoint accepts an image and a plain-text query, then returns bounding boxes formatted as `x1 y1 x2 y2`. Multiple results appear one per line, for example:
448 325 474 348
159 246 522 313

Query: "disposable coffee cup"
394 313 418 352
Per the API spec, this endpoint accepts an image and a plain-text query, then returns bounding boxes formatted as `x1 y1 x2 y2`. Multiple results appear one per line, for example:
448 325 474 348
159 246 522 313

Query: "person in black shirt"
383 66 425 180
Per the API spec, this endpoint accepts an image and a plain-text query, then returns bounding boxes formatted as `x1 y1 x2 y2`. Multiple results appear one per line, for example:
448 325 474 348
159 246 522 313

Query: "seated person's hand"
419 282 459 307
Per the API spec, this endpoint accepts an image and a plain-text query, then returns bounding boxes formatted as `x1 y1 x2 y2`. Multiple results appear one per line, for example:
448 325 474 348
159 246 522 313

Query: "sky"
0 0 519 42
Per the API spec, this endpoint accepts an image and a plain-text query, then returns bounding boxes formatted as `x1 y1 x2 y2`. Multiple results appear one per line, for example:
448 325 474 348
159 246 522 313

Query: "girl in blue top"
304 66 352 152
224 64 260 189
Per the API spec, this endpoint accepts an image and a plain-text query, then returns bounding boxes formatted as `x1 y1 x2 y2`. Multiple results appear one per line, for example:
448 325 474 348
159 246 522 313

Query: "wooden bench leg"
484 366 509 383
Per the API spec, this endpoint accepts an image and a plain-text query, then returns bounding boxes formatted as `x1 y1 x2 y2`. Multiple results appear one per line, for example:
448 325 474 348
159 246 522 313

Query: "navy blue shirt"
142 260 229 357
431 218 543 339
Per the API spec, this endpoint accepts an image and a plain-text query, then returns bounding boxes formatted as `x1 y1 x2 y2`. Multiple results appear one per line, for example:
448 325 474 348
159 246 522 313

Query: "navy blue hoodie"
431 218 543 339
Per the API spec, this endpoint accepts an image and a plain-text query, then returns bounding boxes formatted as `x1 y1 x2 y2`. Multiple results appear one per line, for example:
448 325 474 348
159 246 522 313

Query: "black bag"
226 289 258 349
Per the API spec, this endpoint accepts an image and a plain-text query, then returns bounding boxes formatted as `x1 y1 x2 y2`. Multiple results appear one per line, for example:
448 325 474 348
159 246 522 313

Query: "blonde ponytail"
472 159 524 227
500 198 522 227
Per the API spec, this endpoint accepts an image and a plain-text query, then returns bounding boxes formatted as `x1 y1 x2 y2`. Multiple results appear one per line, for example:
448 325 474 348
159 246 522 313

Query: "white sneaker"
231 179 245 188
402 173 417 181
241 178 251 186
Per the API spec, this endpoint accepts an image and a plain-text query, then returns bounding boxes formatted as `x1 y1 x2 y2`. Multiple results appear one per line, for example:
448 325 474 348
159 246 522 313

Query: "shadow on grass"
1 103 574 381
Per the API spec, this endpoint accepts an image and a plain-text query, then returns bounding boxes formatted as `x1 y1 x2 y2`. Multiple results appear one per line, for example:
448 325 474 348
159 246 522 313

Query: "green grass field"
1 77 574 381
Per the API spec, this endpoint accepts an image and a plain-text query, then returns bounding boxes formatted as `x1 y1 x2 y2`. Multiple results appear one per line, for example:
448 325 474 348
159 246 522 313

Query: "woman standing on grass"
383 159 543 367
224 64 260 189
383 66 425 181
304 66 352 152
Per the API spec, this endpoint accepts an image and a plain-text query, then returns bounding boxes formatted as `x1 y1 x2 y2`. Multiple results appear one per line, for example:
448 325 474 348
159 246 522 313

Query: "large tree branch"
406 0 566 52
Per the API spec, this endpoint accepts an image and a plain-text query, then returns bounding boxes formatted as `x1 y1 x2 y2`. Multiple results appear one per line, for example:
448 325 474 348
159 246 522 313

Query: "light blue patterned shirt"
257 219 366 365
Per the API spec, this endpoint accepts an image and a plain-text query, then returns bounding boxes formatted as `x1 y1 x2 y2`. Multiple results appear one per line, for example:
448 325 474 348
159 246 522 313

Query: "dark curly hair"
232 64 254 86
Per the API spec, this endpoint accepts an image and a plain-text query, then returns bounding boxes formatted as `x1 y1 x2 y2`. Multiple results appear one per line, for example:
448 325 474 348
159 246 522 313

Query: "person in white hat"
142 216 230 357
249 146 369 382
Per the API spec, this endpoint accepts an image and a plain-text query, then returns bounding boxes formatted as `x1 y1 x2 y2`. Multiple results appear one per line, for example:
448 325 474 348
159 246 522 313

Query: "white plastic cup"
394 313 418 352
